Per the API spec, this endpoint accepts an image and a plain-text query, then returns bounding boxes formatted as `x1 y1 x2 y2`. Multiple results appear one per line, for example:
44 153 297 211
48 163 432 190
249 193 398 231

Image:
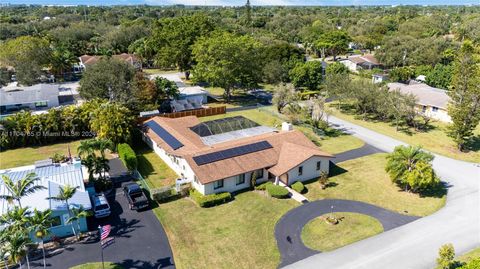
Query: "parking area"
31 159 175 269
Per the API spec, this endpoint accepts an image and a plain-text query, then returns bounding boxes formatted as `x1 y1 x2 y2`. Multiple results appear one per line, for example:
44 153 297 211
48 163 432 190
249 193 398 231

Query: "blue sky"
4 0 479 6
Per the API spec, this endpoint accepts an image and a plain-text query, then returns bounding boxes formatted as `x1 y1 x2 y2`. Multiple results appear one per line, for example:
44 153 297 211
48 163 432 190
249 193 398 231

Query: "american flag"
100 225 111 241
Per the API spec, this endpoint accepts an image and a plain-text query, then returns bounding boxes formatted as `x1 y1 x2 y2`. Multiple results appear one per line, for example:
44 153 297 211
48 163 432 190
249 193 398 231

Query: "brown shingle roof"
143 116 334 185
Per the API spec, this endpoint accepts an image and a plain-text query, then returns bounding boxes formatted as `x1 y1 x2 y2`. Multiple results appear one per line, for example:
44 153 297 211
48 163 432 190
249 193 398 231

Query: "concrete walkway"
285 116 480 269
279 181 309 203
276 199 419 267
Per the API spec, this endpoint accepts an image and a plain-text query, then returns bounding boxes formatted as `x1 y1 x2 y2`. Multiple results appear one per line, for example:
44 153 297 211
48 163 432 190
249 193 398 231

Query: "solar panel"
144 121 184 150
193 140 273 166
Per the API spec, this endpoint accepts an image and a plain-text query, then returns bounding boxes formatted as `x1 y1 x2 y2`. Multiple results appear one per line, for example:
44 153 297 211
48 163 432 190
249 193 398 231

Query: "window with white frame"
214 179 224 189
256 169 264 179
316 161 321 171
236 174 245 185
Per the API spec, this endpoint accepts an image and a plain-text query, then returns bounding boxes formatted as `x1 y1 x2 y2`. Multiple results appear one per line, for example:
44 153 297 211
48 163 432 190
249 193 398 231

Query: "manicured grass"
459 248 480 263
329 105 480 163
0 140 83 169
305 153 446 216
153 191 298 269
205 86 225 96
301 212 384 252
134 143 179 189
143 69 178 75
70 262 123 269
200 107 364 155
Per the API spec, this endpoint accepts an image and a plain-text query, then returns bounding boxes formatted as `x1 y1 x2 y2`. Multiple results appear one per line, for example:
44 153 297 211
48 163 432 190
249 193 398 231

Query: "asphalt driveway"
31 160 175 269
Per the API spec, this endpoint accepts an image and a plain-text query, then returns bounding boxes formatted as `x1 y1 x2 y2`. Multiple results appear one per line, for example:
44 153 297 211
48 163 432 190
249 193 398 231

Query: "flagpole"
98 225 104 269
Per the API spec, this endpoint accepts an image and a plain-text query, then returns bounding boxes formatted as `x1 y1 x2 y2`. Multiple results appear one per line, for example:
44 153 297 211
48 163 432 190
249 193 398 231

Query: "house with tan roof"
78 53 142 70
339 54 382 72
388 82 452 123
141 116 334 195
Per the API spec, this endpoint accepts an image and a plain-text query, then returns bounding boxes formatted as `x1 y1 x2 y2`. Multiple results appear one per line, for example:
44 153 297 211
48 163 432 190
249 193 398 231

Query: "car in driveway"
123 182 149 210
92 193 111 218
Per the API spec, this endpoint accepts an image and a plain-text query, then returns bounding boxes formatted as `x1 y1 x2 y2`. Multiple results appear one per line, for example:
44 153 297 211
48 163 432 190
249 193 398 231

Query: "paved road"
276 199 419 267
31 160 175 269
285 116 480 269
332 143 385 164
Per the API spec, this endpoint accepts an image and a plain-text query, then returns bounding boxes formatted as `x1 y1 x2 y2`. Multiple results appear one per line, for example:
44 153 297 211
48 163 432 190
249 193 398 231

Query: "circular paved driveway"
275 199 420 268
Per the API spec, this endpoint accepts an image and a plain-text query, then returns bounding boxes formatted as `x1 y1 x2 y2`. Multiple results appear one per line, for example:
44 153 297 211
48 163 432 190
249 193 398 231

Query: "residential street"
285 116 480 269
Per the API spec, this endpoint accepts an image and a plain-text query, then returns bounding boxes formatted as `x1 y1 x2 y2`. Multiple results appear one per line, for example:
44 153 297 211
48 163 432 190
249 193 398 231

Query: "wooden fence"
139 106 226 121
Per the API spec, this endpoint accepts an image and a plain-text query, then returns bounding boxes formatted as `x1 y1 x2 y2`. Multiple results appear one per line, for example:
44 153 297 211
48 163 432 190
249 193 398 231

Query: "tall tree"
28 209 54 269
272 83 298 113
0 36 52 85
2 231 31 269
289 61 324 90
66 206 91 240
90 102 134 145
47 185 79 237
447 41 480 151
149 14 215 79
315 30 352 60
0 173 45 208
192 31 263 102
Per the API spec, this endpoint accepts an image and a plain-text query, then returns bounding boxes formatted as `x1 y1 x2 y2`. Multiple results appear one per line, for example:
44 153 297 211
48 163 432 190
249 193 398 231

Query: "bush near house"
118 143 137 171
266 184 290 199
291 181 306 193
190 189 232 207
255 181 273 191
151 187 179 203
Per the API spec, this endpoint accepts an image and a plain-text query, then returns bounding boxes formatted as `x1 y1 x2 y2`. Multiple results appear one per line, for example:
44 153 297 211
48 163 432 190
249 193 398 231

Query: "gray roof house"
0 83 77 115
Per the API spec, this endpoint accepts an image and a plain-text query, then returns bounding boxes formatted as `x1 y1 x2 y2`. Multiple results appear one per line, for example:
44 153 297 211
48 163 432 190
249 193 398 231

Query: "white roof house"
0 160 91 216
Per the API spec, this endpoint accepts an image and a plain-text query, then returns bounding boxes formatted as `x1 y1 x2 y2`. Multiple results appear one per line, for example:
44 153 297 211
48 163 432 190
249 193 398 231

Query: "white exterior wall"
340 60 358 72
417 105 452 123
202 168 268 195
286 156 330 185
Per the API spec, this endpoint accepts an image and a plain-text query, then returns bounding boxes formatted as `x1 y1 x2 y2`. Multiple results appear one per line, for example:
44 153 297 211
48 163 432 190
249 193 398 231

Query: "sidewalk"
278 182 309 203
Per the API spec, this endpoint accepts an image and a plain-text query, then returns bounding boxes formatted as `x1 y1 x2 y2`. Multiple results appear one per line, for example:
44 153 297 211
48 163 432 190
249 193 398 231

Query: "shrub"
436 244 455 269
318 171 329 189
291 181 305 193
118 143 137 171
151 187 178 203
51 153 67 163
459 258 480 269
190 189 232 208
266 184 290 199
255 181 273 191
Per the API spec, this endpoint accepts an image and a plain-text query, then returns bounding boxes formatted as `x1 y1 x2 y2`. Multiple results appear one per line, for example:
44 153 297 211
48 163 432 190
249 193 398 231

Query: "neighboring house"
0 159 91 240
141 116 334 195
78 53 142 70
388 82 452 123
0 83 78 115
178 86 208 105
339 54 382 72
372 74 388 84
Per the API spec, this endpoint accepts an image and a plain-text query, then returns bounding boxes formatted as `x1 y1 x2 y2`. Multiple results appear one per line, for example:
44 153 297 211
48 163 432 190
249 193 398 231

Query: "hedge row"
190 189 232 207
118 143 137 171
255 181 273 191
291 181 305 193
266 184 290 199
151 187 179 203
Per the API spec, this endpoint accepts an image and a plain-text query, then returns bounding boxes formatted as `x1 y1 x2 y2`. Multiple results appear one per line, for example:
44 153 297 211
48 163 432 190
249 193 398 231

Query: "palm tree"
66 206 91 240
77 139 96 159
2 231 31 269
0 229 10 269
0 206 30 230
94 157 110 179
95 139 114 158
385 145 434 191
0 173 45 208
28 209 53 269
81 155 96 182
47 185 79 236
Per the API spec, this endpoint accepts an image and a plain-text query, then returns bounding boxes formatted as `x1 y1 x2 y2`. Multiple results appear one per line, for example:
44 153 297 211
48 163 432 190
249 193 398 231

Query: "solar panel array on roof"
144 120 184 150
193 140 272 166
190 116 260 137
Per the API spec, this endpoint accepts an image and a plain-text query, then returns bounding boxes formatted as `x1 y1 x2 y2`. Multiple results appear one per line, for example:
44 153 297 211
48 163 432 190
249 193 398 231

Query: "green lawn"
305 153 446 217
134 142 179 189
70 262 123 269
201 107 364 155
459 248 480 263
143 69 178 75
301 212 384 252
154 192 298 269
329 105 480 163
0 140 83 169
